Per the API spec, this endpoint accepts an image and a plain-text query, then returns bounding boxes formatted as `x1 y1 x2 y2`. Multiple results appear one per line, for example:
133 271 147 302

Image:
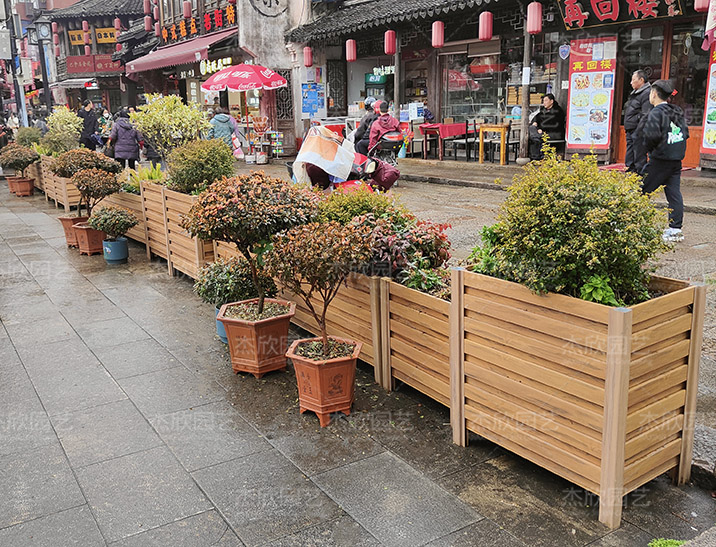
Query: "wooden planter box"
26 162 42 192
450 270 705 528
213 240 241 261
379 278 451 403
140 182 213 279
52 175 81 213
41 156 55 201
103 191 147 244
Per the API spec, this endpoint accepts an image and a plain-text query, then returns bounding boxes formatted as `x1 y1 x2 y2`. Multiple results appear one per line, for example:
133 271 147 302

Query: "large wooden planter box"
213 240 241 261
103 191 147 244
140 182 213 279
52 175 81 212
40 156 55 201
27 162 42 192
380 278 451 403
451 270 705 528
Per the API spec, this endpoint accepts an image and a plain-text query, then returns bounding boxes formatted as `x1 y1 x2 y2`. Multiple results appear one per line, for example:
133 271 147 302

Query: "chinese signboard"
66 55 122 74
69 28 117 45
565 37 618 151
162 4 236 43
94 54 122 72
557 0 682 29
199 57 232 76
701 46 716 154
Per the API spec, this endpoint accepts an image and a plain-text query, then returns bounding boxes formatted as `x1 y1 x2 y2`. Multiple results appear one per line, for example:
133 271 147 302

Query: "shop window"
619 25 664 124
670 23 709 127
275 69 294 120
442 49 506 122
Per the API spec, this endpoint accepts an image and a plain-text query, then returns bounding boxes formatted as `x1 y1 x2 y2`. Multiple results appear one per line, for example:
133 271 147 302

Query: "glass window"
619 25 664 124
670 23 709 126
441 53 506 122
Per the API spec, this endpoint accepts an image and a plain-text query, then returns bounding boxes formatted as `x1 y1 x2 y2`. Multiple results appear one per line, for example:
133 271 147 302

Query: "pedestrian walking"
642 79 689 243
6 112 19 140
207 107 240 147
99 108 113 139
78 100 99 150
108 109 142 170
624 70 652 174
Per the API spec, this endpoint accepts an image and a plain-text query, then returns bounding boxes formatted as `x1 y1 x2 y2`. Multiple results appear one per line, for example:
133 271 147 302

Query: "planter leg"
317 412 332 427
598 494 624 529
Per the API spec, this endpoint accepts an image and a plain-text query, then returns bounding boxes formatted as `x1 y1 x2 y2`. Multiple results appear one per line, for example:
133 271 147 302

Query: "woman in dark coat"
529 93 566 160
108 110 142 169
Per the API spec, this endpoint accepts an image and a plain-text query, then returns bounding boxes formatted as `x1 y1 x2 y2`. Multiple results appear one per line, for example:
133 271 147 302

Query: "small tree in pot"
182 172 318 377
265 221 373 427
0 144 39 196
88 205 139 264
70 169 122 256
194 257 277 343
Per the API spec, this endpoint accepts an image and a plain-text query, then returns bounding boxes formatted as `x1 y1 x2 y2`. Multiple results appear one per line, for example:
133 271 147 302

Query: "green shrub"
40 130 78 155
51 149 122 178
16 127 41 147
399 257 451 301
648 540 685 547
40 106 83 155
70 168 122 216
167 139 234 194
318 187 411 227
88 205 138 240
467 150 668 305
194 257 277 308
0 143 39 177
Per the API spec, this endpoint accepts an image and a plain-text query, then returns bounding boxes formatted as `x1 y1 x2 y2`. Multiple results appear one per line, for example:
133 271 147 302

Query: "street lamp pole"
37 41 51 113
4 0 28 126
27 15 52 115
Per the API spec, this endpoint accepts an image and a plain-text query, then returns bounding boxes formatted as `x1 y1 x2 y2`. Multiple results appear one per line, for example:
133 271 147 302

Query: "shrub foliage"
70 168 122 216
0 143 39 177
167 139 234 194
88 205 138 240
194 257 277 308
51 149 122 178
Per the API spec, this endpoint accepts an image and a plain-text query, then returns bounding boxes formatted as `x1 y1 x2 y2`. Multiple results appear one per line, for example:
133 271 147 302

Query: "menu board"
565 37 618 151
701 46 716 154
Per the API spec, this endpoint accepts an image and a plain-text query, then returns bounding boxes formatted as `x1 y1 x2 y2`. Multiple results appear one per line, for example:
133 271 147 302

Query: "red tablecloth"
419 122 473 139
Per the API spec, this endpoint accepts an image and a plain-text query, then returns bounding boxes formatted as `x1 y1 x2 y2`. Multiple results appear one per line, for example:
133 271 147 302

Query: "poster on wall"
701 46 716 154
565 37 618 151
301 82 326 120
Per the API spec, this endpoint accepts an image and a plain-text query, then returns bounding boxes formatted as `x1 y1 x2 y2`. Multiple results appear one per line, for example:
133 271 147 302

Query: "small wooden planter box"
451 270 705 528
140 182 213 279
27 162 42 192
52 175 81 212
103 192 147 244
40 156 54 199
379 278 451 403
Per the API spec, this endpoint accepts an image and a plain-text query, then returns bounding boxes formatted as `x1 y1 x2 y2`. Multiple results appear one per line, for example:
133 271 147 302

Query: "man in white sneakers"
642 79 688 243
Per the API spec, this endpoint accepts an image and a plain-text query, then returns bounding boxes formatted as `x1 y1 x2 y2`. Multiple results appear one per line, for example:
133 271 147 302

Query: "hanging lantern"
527 2 543 34
346 39 356 62
228 0 236 4
83 31 90 45
53 33 59 45
384 30 396 56
51 22 58 33
82 20 89 32
114 17 121 31
155 22 161 37
478 11 493 41
84 45 91 56
154 6 160 20
182 0 192 18
116 43 122 52
695 0 709 12
143 0 151 14
144 15 153 32
432 21 444 49
54 45 60 57
303 46 313 68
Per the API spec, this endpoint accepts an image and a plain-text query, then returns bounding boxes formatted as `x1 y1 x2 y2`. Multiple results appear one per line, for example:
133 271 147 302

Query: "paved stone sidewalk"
1 185 715 546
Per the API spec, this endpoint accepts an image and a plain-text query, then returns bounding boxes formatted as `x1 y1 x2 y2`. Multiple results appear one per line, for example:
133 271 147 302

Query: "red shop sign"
94 54 122 72
66 56 94 73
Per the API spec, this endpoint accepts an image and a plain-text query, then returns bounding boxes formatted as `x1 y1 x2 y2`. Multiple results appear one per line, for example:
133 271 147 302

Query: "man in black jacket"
642 80 688 243
354 97 379 156
624 70 652 174
77 99 99 150
529 93 566 160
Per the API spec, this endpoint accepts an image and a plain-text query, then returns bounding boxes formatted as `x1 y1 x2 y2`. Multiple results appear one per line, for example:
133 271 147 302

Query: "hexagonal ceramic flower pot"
58 216 88 247
73 223 105 256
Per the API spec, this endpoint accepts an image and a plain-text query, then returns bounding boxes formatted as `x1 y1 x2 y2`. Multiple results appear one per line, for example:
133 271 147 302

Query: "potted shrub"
167 139 234 195
266 221 373 427
87 205 139 264
194 257 277 343
182 172 317 377
0 143 39 196
69 168 122 255
16 127 41 147
51 149 121 246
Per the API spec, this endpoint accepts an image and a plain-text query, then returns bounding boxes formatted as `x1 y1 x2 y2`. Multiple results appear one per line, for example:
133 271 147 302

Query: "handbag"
104 143 115 158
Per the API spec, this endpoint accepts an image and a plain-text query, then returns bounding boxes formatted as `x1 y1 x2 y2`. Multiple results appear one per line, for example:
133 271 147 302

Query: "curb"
400 174 716 216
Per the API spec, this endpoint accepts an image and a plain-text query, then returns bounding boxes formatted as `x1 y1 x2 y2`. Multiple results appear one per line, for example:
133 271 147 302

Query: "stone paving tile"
118 366 226 418
266 515 380 546
582 522 654 547
151 401 271 472
424 519 528 547
110 509 241 547
14 336 98 373
312 452 480 547
93 338 180 379
76 446 212 543
74 317 151 350
53 399 163 469
57 298 128 327
0 443 85 528
193 449 342 547
0 506 104 546
3 314 75 347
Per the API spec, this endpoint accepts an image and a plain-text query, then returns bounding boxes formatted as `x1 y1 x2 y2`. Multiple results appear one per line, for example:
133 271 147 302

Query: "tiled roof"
49 0 143 21
286 0 489 43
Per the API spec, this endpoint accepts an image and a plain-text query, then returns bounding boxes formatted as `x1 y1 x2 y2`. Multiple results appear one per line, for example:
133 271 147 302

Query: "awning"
50 78 96 89
127 29 236 75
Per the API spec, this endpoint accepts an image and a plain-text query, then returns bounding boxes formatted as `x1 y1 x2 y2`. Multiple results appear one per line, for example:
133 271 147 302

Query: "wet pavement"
1 179 716 545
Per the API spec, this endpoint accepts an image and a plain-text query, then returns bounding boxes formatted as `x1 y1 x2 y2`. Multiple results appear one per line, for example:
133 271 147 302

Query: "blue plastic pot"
102 237 129 264
215 307 228 344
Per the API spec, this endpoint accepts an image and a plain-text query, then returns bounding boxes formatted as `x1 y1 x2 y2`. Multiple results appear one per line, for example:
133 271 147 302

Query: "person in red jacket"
369 101 401 150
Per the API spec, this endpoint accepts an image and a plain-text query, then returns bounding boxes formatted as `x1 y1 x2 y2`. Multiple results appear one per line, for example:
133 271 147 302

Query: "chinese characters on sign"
700 47 716 154
565 37 618 151
66 55 121 74
199 57 233 75
68 28 117 45
558 0 681 29
163 4 236 43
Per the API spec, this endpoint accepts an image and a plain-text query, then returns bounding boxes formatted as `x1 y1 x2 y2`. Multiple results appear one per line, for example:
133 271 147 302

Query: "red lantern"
52 33 59 45
143 0 151 14
82 20 89 32
695 0 709 11
114 17 121 31
432 21 444 49
154 6 160 20
155 22 161 37
346 39 356 62
228 0 236 4
116 43 122 52
84 45 91 56
51 22 58 33
478 11 493 41
182 0 192 18
144 15 153 31
384 30 396 56
527 2 543 35
83 31 90 45
54 45 60 57
303 46 313 68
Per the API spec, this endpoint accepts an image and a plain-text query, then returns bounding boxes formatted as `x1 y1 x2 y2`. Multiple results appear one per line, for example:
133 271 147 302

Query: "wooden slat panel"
631 314 692 353
392 366 449 406
390 282 450 315
623 438 682 486
626 390 686 433
390 320 449 357
625 413 683 460
391 355 449 402
389 300 451 337
390 338 449 379
631 285 693 325
630 338 691 381
628 365 687 408
624 455 680 494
